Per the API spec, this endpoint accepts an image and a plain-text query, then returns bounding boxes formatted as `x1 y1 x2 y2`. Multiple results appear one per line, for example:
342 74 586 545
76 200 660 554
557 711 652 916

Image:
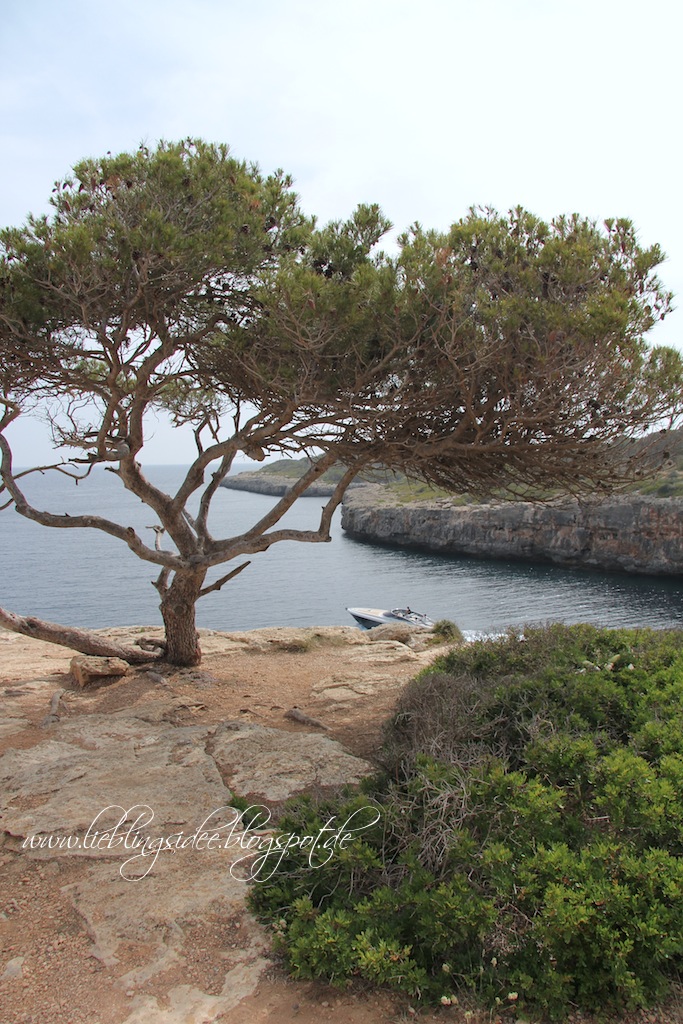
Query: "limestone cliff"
221 472 360 497
341 486 683 575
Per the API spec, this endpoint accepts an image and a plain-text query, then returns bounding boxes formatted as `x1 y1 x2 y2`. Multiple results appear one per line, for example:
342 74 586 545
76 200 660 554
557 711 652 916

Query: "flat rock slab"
336 640 420 665
0 699 31 738
120 964 271 1024
0 689 376 1021
209 720 373 802
63 844 269 959
0 701 230 843
312 672 409 709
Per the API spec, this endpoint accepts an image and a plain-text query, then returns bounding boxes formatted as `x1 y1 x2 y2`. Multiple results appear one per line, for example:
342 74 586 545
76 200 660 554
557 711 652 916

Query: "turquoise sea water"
1 466 682 634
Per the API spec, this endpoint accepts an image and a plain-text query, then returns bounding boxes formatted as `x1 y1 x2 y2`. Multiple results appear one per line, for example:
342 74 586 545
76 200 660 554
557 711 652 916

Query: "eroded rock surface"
209 721 371 802
70 656 130 689
342 486 683 575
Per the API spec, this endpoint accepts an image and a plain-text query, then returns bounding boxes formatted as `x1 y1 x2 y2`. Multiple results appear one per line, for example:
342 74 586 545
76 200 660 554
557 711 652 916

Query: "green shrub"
429 618 465 643
249 625 683 1018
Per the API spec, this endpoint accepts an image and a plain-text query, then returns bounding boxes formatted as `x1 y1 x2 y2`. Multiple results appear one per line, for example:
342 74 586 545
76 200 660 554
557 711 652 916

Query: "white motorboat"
346 606 435 630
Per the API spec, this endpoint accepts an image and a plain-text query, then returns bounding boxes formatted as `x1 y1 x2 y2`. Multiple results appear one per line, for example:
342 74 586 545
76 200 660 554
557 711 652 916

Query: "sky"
2 0 682 464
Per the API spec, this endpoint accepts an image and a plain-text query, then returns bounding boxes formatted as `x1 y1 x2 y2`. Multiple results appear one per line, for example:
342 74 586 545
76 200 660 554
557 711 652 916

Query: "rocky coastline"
341 485 683 576
221 468 683 576
221 472 361 498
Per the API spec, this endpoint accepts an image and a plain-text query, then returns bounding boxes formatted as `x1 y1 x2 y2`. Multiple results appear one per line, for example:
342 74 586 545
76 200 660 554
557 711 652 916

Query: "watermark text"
22 803 381 882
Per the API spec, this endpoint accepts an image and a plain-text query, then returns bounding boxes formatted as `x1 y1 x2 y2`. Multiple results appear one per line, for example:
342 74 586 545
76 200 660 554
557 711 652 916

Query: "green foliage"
0 138 312 425
382 479 454 503
430 619 464 643
2 138 306 331
424 210 682 494
214 203 683 498
249 625 683 1018
217 202 399 410
252 457 392 487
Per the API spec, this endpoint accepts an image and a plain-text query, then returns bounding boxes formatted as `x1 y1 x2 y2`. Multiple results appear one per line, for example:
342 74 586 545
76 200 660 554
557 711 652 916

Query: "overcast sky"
2 0 682 464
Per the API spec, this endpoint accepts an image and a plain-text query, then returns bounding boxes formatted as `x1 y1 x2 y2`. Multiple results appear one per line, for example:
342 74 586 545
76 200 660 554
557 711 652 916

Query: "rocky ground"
1 625 682 1024
0 624 449 1024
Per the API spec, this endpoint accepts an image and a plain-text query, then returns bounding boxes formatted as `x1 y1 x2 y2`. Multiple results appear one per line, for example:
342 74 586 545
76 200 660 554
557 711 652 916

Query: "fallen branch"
135 637 168 653
284 707 329 730
41 688 65 728
0 606 162 664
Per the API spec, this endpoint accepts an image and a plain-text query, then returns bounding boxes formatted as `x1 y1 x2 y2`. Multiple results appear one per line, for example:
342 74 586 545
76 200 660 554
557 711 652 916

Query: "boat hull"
346 607 434 630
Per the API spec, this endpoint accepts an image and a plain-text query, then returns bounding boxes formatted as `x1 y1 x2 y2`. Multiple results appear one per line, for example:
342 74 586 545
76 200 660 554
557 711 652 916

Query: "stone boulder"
70 655 130 688
363 622 433 647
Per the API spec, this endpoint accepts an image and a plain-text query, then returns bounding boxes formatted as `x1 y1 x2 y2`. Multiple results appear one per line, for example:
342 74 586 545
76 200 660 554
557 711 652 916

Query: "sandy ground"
1 626 682 1024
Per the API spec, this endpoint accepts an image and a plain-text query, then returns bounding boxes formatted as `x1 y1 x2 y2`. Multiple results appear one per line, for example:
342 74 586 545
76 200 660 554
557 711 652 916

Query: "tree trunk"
159 569 206 667
0 606 163 664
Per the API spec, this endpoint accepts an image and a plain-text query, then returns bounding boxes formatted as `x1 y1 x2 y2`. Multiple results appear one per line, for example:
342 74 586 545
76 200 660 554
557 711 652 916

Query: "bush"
248 625 683 1019
429 618 465 644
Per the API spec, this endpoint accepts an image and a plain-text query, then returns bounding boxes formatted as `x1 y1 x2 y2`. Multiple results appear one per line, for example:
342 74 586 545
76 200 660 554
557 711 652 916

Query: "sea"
1 465 682 636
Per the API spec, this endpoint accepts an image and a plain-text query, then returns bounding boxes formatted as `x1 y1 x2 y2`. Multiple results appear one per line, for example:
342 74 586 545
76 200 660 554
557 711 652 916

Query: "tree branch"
198 560 251 597
190 460 362 569
240 450 339 540
195 453 232 542
0 606 161 664
0 435 184 569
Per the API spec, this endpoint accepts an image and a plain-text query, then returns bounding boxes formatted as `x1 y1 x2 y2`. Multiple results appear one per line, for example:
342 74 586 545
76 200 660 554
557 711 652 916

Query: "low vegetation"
255 457 406 489
428 618 464 644
249 624 683 1020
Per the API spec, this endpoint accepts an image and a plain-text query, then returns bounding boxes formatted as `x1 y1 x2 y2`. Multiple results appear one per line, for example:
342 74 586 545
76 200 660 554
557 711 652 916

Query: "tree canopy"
1 140 681 665
242 205 682 493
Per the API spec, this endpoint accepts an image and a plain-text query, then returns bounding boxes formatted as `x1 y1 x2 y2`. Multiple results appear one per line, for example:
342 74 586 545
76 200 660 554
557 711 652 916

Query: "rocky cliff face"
341 486 683 575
